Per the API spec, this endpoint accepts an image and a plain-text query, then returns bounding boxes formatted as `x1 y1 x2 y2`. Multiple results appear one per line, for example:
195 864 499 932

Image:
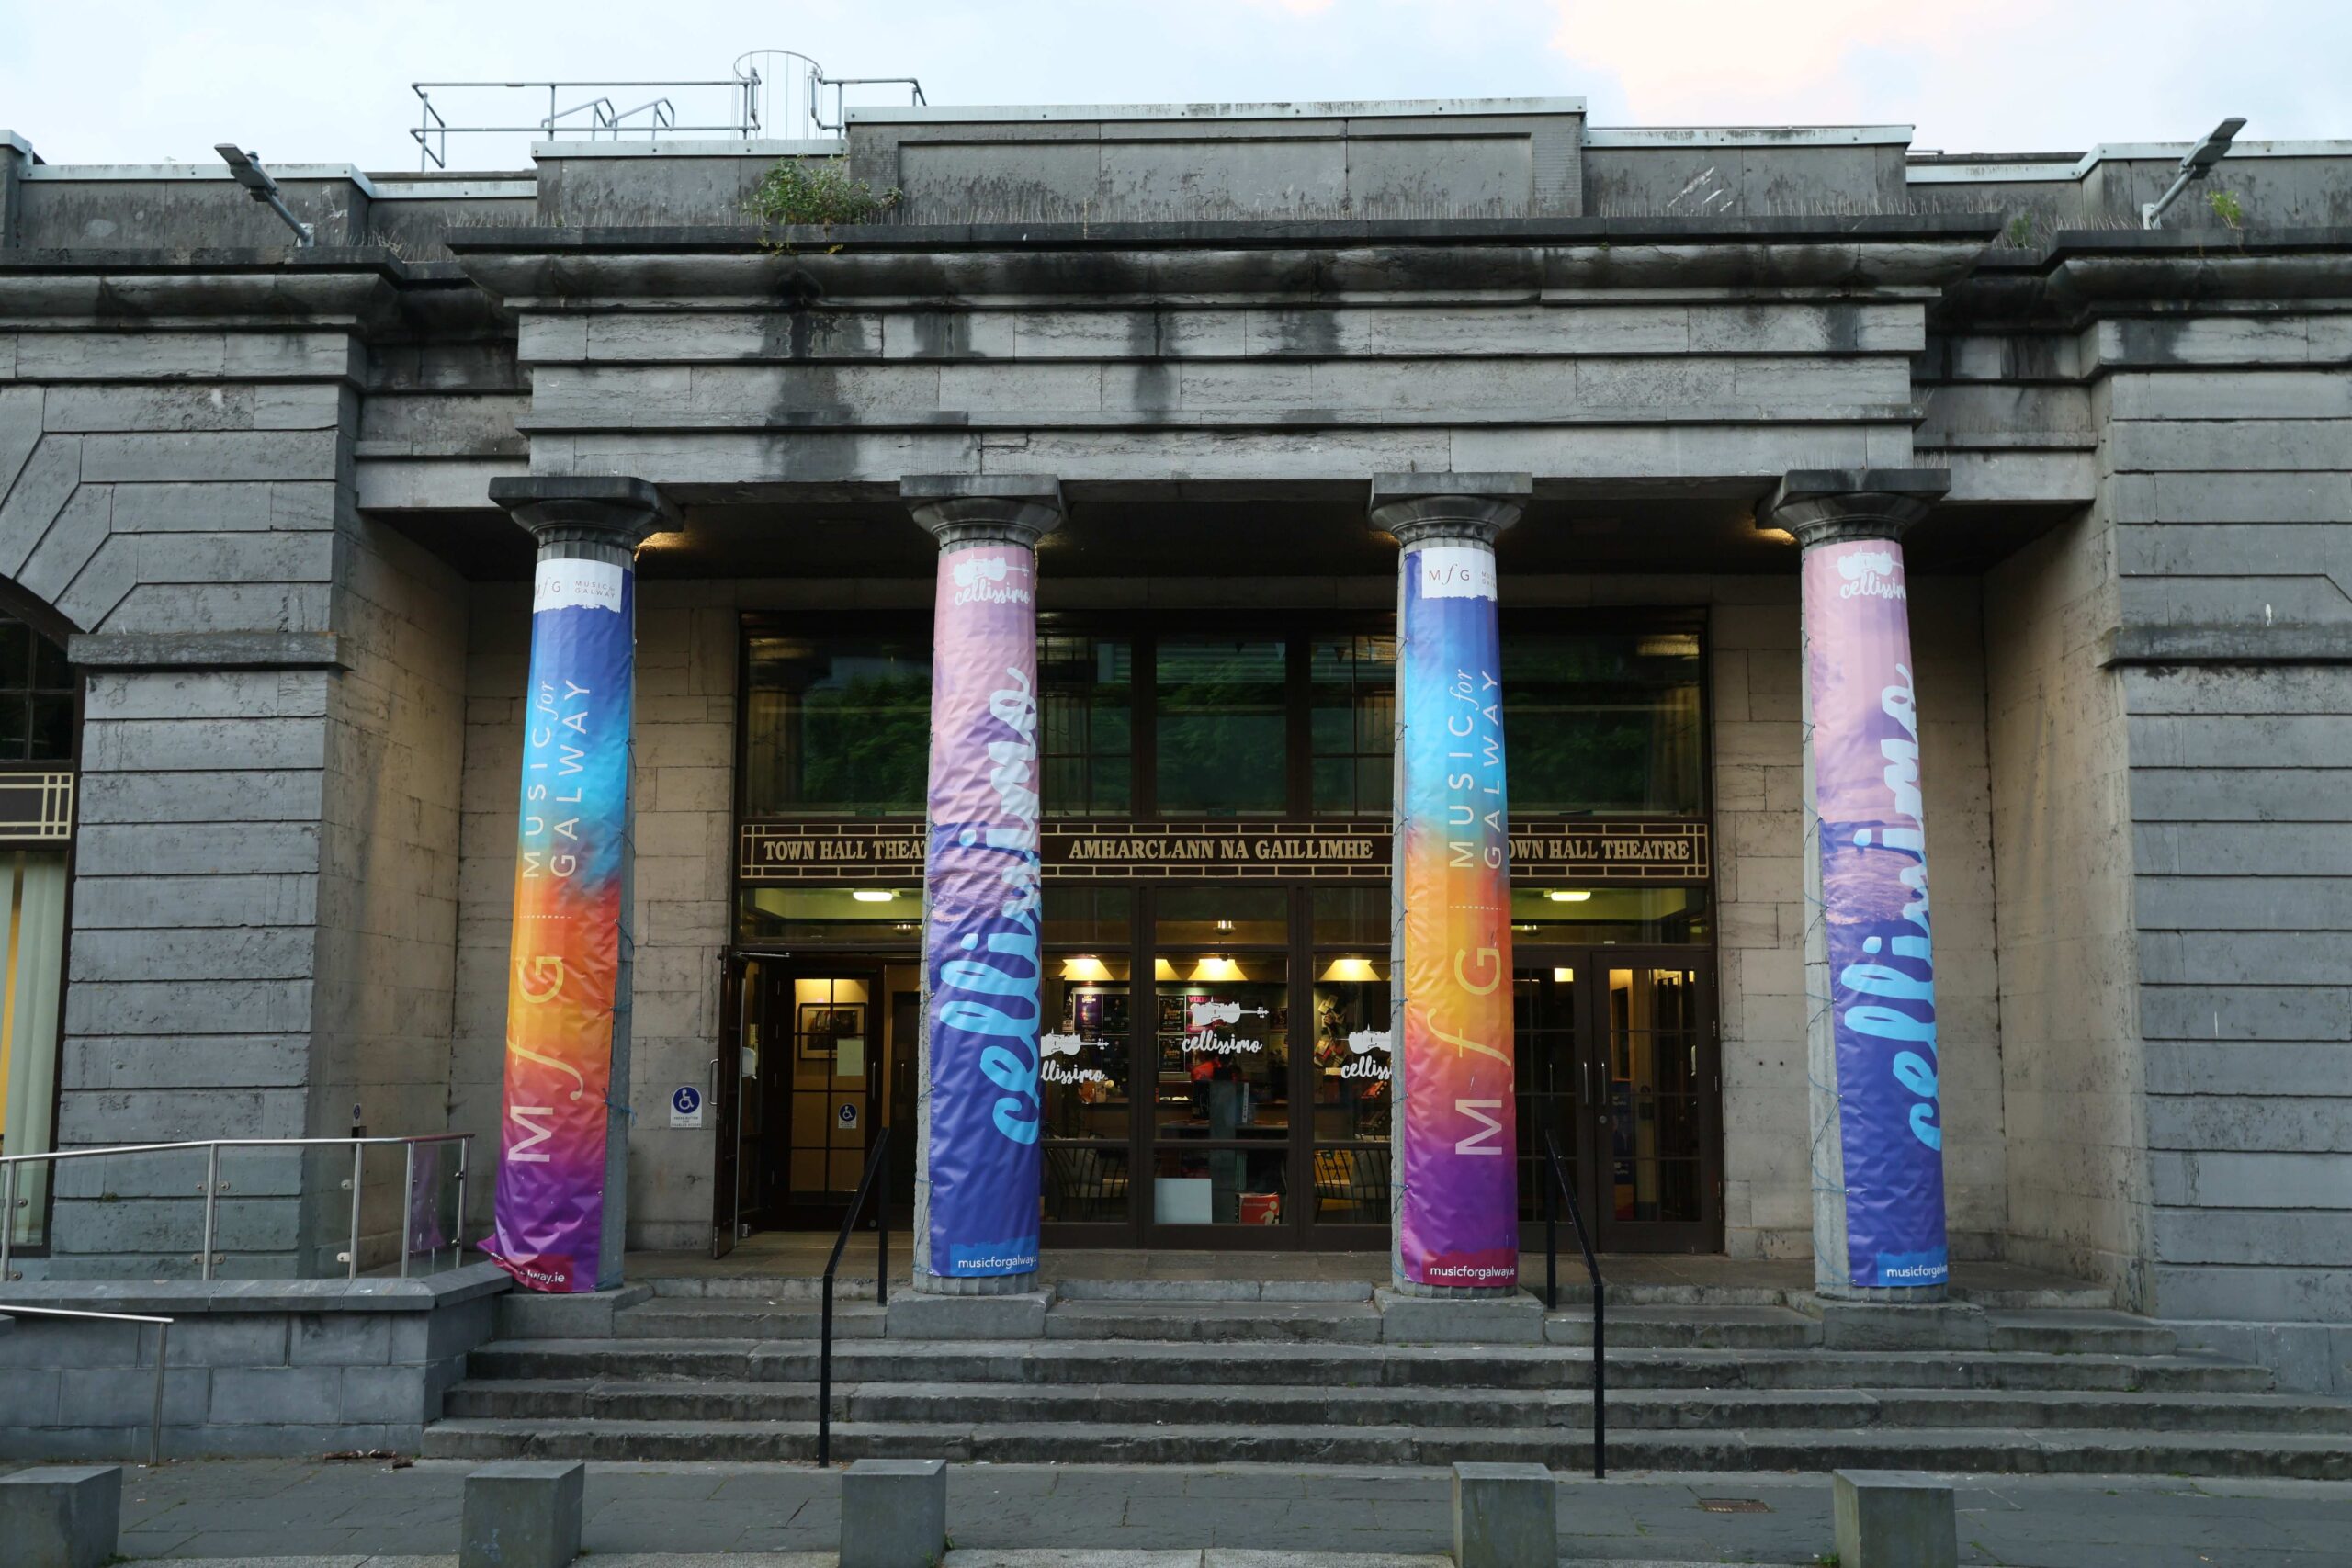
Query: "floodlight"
214 143 315 246
2143 118 2246 229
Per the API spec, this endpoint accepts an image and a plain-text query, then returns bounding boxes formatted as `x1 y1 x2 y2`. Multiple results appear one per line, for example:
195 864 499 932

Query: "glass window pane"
1309 956 1389 1142
1309 1145 1390 1224
737 886 922 945
1041 634 1133 817
1043 886 1133 948
1045 1144 1131 1223
0 695 28 761
1150 1147 1290 1224
1155 637 1286 816
27 694 73 762
1150 955 1289 1146
1310 887 1386 947
1504 627 1703 815
1508 886 1709 945
1043 954 1132 1143
0 622 28 691
28 631 70 692
744 635 930 815
1154 886 1287 946
1308 635 1394 817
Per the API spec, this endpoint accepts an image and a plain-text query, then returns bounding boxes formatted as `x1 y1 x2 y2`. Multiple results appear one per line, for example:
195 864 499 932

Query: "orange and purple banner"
1396 543 1519 1288
1804 536 1948 1290
487 555 635 1293
922 543 1045 1280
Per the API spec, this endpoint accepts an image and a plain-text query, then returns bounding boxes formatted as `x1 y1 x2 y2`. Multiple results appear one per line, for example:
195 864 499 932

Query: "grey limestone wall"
0 1266 504 1458
1983 509 2146 1294
1705 573 2006 1260
2094 315 2352 1356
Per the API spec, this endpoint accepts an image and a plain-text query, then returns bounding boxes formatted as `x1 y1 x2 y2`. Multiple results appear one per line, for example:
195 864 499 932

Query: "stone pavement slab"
7 1457 2346 1564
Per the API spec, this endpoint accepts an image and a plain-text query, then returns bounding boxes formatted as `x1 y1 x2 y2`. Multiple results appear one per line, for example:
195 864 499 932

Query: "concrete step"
420 1416 2352 1478
462 1337 2278 1395
614 1298 886 1340
1044 1299 1386 1343
1985 1310 2177 1356
439 1376 2352 1436
1541 1306 1818 1349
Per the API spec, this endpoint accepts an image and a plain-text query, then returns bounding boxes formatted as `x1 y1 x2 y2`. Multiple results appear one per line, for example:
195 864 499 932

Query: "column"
483 475 673 1293
1763 468 1952 1302
902 475 1065 1295
1371 472 1530 1295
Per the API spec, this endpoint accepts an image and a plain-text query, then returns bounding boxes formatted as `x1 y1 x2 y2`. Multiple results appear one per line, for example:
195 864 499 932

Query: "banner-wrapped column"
902 475 1065 1296
1371 472 1531 1296
482 475 673 1293
1765 468 1952 1303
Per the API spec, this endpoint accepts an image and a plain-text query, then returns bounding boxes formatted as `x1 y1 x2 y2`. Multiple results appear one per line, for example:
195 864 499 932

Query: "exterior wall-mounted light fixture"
2142 118 2246 229
213 143 316 246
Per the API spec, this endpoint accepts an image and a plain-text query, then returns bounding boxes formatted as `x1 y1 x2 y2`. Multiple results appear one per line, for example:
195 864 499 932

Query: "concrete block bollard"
840 1457 949 1568
461 1460 584 1568
1451 1461 1556 1568
1832 1469 1958 1568
0 1465 122 1568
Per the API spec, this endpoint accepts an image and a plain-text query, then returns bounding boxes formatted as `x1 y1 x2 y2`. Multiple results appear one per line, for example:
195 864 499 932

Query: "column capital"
902 474 1065 549
1760 468 1950 549
489 475 677 553
1367 472 1531 549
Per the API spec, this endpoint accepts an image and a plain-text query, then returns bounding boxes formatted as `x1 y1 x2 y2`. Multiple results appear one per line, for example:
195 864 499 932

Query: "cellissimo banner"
1805 537 1949 1290
486 556 635 1293
922 543 1045 1280
1396 543 1520 1288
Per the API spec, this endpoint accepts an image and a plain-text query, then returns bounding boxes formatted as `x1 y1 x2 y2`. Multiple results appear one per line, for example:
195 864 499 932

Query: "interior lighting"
1552 967 1577 983
851 889 897 903
1319 956 1380 983
1191 956 1242 982
1546 890 1593 903
1154 958 1179 981
1060 955 1113 982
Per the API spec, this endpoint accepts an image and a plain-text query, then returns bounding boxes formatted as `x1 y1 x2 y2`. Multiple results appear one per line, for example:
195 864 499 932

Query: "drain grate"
1698 1497 1771 1514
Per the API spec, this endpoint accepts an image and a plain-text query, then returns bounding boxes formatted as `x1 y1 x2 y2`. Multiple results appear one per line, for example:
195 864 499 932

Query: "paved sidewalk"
9 1457 2345 1564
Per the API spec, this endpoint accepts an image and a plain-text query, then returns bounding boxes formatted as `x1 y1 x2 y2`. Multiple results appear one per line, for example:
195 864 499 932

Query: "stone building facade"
0 100 2345 1382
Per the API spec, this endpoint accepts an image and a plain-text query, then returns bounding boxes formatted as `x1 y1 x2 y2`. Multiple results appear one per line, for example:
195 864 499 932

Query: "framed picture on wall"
797 1003 865 1062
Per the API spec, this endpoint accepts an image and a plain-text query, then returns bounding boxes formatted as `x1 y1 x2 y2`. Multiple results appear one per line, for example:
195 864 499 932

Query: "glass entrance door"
1515 951 1719 1252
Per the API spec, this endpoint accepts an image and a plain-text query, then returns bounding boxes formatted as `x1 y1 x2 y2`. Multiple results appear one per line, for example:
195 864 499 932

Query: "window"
1040 635 1133 816
744 634 930 816
1309 635 1395 815
0 618 74 762
1153 637 1287 817
1504 627 1703 816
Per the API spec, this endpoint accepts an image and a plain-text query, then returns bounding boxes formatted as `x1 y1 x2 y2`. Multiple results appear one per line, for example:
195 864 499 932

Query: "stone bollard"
0 1465 122 1568
840 1457 949 1568
1832 1469 1958 1568
1451 1461 1556 1568
461 1460 585 1568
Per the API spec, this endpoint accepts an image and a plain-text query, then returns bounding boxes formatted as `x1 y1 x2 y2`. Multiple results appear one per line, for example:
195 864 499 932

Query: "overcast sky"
5 0 2348 172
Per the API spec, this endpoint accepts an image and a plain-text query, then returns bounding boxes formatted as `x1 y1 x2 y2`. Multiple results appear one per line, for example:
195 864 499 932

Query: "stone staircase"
423 1277 2352 1477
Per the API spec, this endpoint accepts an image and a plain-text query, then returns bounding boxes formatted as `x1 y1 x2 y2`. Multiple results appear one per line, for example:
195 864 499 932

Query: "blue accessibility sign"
670 1084 705 1127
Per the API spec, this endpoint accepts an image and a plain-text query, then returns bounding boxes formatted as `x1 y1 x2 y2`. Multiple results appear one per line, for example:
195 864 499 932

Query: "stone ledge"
0 1260 509 1315
68 630 345 671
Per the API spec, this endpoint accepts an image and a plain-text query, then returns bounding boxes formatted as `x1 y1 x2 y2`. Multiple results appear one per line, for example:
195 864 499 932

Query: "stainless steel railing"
0 1304 173 1465
1 1134 472 1283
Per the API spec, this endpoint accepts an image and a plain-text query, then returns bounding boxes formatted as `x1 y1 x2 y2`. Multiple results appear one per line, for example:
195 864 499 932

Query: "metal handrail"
1540 1124 1605 1480
408 77 766 170
816 1126 892 1466
0 1304 173 1465
2 1134 471 1284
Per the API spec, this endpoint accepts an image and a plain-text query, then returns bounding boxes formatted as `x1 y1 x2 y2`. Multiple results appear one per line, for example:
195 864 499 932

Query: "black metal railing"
817 1127 892 1466
1539 1125 1606 1480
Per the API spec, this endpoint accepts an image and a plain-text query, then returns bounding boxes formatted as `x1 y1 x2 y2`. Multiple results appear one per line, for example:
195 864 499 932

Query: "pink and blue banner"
487 555 635 1293
922 543 1045 1280
1396 543 1519 1288
1804 537 1948 1291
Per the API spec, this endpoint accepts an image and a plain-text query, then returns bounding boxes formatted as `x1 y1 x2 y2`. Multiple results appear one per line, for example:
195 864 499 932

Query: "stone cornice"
447 217 2000 307
1942 229 2352 326
0 251 409 329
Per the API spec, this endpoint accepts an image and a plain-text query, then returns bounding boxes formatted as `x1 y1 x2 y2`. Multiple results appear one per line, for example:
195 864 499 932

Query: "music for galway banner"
921 542 1046 1280
1804 537 1948 1291
1395 543 1519 1289
487 556 635 1292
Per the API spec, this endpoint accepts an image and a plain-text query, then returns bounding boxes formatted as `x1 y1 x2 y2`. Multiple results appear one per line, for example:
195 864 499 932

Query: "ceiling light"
1060 955 1112 982
1546 890 1592 903
1191 957 1241 982
851 889 897 903
1552 967 1576 983
1319 957 1380 983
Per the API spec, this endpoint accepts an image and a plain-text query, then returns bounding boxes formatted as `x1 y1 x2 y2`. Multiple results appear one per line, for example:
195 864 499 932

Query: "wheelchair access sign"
670 1084 705 1130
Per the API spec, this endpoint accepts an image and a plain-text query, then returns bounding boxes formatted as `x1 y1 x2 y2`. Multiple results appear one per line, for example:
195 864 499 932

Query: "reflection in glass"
1150 954 1288 1224
1155 637 1286 815
1309 635 1395 815
1309 957 1389 1143
1512 966 1583 1225
743 635 931 815
1154 886 1288 947
1041 634 1133 815
1042 954 1133 1142
738 886 922 945
1604 965 1704 1224
1506 886 1710 945
1505 627 1702 815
